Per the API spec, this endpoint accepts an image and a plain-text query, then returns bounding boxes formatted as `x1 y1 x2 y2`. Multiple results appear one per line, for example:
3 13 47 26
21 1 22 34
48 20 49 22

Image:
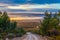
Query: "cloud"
0 3 10 6
7 3 60 10
7 4 32 10
0 3 60 12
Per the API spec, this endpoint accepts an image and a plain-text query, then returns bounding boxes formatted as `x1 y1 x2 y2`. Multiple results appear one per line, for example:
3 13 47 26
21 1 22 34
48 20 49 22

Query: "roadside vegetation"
39 11 60 40
0 11 26 40
0 10 60 40
32 10 60 40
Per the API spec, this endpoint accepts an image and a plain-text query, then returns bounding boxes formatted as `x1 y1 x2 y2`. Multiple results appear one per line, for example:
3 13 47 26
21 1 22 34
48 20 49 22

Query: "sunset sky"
0 0 60 20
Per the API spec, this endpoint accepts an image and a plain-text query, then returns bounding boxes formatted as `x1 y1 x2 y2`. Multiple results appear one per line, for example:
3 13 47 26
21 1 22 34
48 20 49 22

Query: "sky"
0 0 60 20
0 0 60 12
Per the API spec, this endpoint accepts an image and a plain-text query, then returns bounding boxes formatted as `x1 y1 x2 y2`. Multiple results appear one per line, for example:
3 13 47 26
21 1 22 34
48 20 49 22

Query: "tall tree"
40 11 52 35
0 11 10 40
0 11 2 33
39 11 59 36
53 12 59 29
57 10 60 31
58 10 60 21
2 11 10 32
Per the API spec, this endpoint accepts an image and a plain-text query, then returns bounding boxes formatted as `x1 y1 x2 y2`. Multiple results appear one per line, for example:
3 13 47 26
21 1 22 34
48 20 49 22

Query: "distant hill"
11 19 41 28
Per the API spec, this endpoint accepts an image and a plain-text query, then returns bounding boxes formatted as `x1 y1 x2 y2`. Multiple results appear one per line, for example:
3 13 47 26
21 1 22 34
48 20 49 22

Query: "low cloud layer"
7 3 60 10
0 3 60 13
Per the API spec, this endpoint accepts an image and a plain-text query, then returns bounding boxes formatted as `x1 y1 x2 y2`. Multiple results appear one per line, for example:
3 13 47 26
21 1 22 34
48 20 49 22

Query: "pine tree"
2 11 10 32
58 10 60 21
40 11 59 36
54 12 59 28
40 11 52 35
57 10 60 33
0 11 10 40
0 11 2 33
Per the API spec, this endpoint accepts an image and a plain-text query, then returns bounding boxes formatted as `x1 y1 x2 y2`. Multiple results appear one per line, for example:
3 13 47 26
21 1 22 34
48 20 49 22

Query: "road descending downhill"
23 32 39 40
6 32 47 40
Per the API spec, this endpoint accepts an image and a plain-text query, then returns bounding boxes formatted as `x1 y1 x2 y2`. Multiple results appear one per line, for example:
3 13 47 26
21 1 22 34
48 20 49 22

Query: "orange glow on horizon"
10 17 29 20
10 17 41 20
